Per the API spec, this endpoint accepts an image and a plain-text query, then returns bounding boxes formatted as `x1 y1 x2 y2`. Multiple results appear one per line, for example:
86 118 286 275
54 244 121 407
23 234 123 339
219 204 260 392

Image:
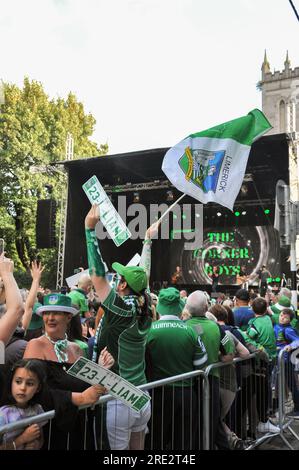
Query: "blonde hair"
78 274 92 289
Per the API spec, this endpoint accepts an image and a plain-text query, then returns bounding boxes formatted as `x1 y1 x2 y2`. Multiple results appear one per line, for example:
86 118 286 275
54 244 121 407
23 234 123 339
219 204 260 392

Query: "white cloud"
0 0 298 153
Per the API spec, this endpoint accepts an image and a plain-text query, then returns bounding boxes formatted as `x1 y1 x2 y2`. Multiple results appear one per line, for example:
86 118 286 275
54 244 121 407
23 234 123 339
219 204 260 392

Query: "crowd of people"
0 204 299 451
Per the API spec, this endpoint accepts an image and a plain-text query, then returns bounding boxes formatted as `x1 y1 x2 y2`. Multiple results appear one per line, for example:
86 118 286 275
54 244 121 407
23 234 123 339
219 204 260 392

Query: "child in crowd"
243 297 279 434
274 309 299 352
274 309 299 418
245 297 277 360
0 359 47 450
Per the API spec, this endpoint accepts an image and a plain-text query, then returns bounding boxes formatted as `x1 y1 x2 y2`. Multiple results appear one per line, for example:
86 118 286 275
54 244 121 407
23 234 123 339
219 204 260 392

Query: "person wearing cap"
23 293 114 449
145 287 207 449
270 289 298 331
24 302 44 340
85 204 159 451
185 290 234 450
67 273 92 319
233 288 255 331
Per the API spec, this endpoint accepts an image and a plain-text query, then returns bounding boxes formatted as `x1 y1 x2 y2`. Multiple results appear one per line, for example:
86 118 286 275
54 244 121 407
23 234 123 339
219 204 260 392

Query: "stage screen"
169 225 281 286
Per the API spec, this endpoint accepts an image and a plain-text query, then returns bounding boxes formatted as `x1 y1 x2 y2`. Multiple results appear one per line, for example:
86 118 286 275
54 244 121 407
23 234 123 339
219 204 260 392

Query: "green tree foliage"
0 78 108 288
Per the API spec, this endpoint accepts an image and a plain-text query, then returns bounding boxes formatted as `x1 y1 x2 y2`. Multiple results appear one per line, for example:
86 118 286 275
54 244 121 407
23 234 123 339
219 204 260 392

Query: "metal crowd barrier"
202 352 267 450
1 350 299 450
204 349 299 450
82 370 210 451
251 348 299 451
0 371 209 451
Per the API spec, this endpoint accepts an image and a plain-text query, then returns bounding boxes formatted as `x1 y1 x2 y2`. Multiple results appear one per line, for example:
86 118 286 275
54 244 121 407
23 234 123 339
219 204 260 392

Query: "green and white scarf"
45 332 69 363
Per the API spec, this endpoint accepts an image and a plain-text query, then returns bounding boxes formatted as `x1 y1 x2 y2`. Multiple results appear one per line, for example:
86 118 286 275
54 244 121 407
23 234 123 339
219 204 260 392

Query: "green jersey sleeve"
193 331 208 368
221 331 235 355
247 324 258 339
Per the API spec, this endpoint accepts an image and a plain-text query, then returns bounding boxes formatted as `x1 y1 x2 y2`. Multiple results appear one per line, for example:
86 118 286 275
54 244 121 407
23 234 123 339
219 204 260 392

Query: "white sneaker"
257 420 280 434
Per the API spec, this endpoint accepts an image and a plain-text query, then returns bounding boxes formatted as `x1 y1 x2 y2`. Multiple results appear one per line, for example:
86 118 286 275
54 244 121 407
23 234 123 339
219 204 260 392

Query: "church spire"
284 50 291 71
261 50 271 76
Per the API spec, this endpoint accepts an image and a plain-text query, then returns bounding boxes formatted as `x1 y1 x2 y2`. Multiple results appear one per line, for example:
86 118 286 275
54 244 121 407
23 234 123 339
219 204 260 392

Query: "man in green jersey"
85 204 158 451
146 287 207 449
185 290 234 450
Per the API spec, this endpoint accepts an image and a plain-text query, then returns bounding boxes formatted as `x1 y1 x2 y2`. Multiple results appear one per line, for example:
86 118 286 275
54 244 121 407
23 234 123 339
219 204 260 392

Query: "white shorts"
106 398 151 450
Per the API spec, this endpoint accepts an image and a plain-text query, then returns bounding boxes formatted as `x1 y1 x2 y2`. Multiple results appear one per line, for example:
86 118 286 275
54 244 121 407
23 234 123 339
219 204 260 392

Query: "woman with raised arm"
21 260 45 336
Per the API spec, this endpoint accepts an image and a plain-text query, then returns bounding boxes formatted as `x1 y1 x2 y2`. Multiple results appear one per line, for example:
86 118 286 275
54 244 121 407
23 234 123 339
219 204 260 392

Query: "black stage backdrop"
62 134 290 290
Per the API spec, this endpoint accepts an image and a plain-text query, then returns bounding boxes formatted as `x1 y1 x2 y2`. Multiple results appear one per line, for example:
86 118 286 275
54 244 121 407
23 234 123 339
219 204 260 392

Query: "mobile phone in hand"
0 239 4 255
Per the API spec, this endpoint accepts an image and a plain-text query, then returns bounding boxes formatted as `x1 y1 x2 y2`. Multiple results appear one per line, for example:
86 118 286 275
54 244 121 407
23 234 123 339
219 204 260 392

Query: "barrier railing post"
278 349 285 430
202 373 210 450
203 353 260 450
276 348 299 449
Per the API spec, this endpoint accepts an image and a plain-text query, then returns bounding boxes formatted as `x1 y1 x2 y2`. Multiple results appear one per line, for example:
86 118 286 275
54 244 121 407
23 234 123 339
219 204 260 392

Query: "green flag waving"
162 109 272 210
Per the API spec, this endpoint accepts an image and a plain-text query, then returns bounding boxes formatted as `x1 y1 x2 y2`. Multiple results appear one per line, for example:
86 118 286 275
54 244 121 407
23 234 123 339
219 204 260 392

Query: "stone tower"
260 51 299 266
260 50 299 135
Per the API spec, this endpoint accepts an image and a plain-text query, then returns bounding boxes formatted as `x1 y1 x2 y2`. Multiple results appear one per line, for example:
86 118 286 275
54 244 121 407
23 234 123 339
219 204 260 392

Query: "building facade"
260 51 299 218
260 52 299 269
260 51 299 135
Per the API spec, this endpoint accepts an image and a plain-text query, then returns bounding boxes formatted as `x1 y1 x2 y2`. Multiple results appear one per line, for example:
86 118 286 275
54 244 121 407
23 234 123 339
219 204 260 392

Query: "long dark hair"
136 290 152 323
6 359 46 407
120 275 152 321
67 314 86 342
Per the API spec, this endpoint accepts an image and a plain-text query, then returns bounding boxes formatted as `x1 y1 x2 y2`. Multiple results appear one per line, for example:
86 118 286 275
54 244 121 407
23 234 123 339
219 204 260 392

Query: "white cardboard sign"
83 175 131 247
67 356 150 412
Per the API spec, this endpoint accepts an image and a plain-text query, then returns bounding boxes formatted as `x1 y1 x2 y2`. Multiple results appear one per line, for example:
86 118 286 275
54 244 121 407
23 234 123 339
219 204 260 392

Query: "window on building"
279 100 286 133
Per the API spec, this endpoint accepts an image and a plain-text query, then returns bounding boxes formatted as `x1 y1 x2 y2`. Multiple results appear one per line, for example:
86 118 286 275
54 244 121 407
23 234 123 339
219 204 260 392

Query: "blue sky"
1 0 298 154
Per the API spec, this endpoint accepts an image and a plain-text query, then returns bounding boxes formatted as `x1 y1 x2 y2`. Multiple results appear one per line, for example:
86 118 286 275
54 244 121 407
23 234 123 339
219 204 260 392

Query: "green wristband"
85 228 106 277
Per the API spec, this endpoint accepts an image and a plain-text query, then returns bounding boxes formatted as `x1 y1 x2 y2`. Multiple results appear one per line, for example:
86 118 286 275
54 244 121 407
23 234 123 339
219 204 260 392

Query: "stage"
151 283 260 297
60 133 291 286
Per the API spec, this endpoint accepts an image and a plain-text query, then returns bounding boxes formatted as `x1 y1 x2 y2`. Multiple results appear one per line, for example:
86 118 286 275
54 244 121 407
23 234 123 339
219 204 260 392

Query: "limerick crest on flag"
179 148 226 193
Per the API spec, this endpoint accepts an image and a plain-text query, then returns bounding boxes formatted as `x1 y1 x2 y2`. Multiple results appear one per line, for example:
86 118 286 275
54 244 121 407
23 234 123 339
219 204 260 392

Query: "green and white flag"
162 109 272 210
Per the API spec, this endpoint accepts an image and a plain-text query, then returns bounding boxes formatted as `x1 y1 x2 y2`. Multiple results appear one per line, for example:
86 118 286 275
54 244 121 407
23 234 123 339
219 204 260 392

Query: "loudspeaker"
36 199 57 248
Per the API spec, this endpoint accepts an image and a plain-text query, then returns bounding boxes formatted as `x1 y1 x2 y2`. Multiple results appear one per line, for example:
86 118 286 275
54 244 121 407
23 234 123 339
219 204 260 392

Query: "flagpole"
156 193 186 224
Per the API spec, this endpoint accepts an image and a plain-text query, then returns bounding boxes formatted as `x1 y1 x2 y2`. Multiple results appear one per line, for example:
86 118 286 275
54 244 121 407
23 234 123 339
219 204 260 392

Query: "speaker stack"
35 199 57 249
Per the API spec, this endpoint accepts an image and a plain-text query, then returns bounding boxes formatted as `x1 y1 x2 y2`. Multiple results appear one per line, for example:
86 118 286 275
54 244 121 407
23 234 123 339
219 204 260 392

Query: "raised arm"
22 261 45 331
139 221 160 286
0 254 24 345
85 204 111 303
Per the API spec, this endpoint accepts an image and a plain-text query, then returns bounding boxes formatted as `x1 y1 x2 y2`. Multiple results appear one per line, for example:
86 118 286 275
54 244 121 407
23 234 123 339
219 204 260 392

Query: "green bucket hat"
27 302 44 330
156 287 185 316
112 262 147 294
278 295 291 308
36 293 79 317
